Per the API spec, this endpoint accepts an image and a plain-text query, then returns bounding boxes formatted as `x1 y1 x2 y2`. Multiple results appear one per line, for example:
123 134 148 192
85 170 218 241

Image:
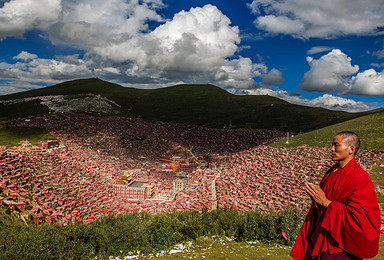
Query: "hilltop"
0 78 371 132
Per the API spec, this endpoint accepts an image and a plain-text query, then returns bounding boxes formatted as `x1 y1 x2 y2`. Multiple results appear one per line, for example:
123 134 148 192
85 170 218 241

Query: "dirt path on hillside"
211 167 220 211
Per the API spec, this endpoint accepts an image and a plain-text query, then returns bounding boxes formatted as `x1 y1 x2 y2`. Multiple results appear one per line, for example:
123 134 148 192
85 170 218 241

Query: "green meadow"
0 126 54 147
145 236 384 260
272 108 384 150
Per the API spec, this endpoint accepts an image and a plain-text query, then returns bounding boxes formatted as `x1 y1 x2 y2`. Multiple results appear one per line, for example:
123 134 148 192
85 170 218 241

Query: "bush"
0 208 302 259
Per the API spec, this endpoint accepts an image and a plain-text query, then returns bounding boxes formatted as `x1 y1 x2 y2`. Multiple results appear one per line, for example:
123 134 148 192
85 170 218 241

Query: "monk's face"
331 135 354 162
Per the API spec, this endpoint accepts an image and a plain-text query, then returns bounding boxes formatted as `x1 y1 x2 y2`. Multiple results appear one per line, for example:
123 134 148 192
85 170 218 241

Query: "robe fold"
290 158 380 260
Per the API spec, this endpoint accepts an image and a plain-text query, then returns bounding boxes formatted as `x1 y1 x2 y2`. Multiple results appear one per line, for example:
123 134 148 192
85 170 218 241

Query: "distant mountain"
0 78 372 132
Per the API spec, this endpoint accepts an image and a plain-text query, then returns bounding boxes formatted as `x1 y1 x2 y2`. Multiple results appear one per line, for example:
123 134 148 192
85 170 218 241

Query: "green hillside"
0 78 372 132
0 99 50 121
272 108 384 150
0 126 55 147
130 84 362 131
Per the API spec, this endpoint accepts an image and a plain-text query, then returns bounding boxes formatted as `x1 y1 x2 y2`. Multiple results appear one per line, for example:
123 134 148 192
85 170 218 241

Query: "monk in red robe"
290 131 381 260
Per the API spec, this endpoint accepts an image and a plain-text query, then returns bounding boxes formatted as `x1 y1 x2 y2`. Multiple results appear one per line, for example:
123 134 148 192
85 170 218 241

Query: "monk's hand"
305 183 331 208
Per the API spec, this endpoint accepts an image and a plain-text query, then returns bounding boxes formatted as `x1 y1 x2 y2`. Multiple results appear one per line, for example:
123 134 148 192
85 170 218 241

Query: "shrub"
0 208 302 259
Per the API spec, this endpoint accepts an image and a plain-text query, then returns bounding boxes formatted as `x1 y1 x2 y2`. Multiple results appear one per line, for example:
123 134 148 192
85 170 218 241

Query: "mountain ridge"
0 78 371 132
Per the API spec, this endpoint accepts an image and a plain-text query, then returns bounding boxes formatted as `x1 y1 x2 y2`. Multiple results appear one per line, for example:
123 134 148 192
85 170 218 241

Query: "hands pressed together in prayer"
306 183 332 209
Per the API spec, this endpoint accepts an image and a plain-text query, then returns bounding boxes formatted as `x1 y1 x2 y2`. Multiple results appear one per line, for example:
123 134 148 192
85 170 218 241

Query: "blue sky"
0 0 383 112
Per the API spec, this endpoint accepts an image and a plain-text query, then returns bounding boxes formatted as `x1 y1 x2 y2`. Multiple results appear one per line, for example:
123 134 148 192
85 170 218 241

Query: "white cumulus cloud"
373 47 384 59
239 88 371 112
14 51 38 61
308 94 370 111
299 49 384 96
349 69 384 95
0 81 46 95
307 46 333 55
0 0 62 39
0 51 93 84
211 57 267 89
256 15 305 35
260 68 284 85
90 4 266 88
0 2 274 92
299 49 359 93
48 0 163 48
247 0 384 39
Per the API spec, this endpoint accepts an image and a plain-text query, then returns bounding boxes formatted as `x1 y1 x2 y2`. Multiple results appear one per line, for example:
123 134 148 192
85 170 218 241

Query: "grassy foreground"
148 236 384 260
149 237 292 260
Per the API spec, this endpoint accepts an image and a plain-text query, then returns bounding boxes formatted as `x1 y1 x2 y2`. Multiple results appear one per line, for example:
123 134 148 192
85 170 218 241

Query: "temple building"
173 178 187 191
113 172 154 200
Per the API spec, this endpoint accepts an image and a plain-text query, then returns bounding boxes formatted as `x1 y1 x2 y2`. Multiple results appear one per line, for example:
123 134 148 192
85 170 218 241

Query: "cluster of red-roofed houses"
1 114 383 225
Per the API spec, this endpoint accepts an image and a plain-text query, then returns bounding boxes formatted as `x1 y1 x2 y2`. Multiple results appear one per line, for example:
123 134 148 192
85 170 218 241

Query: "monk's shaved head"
335 131 360 156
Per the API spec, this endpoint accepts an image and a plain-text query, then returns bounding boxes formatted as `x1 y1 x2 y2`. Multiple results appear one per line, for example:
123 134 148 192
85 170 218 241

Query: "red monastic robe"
290 158 380 259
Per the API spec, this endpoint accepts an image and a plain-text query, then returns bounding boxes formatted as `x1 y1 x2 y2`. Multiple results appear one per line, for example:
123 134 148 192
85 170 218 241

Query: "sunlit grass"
272 109 384 150
0 126 54 147
142 236 384 259
144 237 292 260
